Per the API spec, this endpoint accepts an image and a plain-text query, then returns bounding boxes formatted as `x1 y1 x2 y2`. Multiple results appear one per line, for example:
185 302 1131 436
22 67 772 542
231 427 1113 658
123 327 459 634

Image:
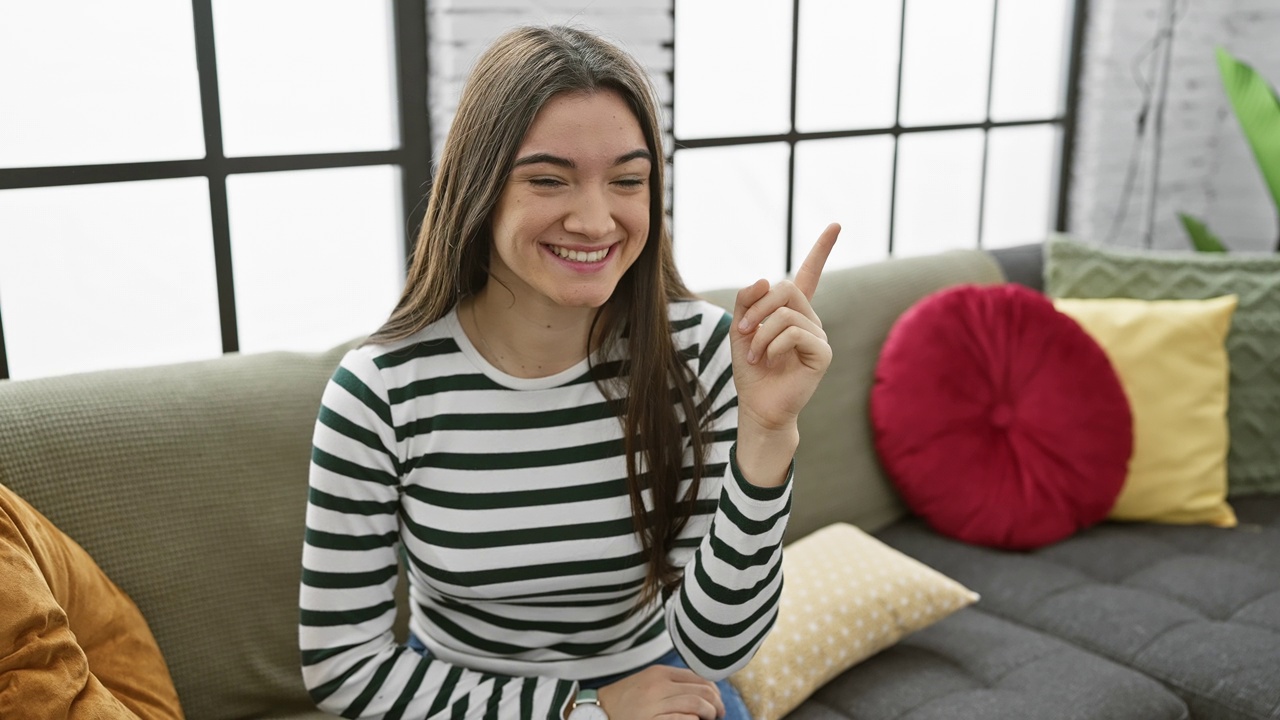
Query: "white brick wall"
1070 0 1280 251
426 0 673 155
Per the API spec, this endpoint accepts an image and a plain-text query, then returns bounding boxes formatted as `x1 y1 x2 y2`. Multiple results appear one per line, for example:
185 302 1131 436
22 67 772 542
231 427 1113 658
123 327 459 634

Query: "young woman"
299 25 837 720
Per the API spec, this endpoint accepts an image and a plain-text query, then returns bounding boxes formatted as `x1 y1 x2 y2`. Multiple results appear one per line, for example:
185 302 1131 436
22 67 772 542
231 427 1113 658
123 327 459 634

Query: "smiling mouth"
547 244 613 263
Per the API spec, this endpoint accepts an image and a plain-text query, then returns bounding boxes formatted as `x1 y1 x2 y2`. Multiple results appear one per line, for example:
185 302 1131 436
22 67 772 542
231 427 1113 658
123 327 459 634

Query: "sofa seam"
974 604 1267 720
1022 549 1280 635
815 604 1186 720
1127 618 1202 663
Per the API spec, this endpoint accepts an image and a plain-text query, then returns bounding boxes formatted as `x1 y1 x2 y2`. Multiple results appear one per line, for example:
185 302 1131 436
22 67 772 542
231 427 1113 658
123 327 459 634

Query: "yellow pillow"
1054 296 1237 526
730 523 977 720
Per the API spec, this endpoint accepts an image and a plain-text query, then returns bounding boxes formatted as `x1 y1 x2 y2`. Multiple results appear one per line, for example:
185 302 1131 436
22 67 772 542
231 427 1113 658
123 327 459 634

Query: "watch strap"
574 688 600 706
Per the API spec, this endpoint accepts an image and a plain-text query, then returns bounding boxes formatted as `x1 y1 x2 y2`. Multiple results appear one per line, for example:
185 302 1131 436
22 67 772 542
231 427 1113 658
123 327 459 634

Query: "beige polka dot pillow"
730 522 978 720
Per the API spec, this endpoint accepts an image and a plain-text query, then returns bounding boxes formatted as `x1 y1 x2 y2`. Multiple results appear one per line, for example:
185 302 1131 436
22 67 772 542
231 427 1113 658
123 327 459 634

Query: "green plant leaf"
1180 213 1228 252
1216 47 1280 219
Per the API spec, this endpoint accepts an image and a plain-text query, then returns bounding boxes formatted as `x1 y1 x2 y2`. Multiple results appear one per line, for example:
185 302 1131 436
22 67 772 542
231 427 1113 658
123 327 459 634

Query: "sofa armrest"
988 243 1045 293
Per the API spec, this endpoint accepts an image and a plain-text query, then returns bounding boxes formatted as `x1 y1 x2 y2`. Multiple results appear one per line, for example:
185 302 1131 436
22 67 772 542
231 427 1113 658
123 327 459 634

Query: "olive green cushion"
1045 235 1280 496
0 342 358 720
700 250 1006 541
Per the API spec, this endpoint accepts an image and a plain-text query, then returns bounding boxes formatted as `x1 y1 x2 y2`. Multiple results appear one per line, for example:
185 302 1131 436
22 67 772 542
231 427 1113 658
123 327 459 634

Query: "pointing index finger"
794 223 840 300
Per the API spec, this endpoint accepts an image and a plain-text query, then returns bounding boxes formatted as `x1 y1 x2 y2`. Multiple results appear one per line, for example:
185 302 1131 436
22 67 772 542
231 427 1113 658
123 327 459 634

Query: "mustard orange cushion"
0 482 183 719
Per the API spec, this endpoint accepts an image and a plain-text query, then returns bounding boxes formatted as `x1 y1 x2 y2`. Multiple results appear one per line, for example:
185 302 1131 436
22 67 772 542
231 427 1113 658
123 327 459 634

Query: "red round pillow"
871 284 1132 550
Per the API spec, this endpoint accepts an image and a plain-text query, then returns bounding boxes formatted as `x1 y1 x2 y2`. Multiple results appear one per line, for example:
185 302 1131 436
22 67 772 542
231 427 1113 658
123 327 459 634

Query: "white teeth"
551 245 608 263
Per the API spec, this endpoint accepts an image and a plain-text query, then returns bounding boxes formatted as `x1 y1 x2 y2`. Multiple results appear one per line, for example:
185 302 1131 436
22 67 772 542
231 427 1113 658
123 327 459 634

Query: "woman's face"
487 89 651 313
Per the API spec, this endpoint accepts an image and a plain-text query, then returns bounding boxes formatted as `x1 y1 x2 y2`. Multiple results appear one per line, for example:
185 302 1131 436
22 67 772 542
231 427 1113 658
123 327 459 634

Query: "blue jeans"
407 635 752 719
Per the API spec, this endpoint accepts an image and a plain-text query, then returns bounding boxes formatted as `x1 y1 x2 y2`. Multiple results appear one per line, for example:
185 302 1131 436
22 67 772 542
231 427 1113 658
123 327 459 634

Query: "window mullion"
191 0 238 354
887 0 910 256
977 0 1001 248
393 0 431 271
785 0 801 275
1057 0 1087 232
0 305 9 380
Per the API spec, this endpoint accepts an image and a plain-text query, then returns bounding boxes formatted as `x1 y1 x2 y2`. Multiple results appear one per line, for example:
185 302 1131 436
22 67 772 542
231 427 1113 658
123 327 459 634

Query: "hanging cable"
1104 0 1190 246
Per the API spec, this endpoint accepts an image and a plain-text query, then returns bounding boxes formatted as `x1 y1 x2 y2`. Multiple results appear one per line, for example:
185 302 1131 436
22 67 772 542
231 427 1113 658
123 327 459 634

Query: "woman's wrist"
733 420 798 488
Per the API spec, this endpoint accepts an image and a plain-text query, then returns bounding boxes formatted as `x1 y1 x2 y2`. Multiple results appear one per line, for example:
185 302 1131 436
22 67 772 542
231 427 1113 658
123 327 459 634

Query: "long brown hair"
368 26 709 610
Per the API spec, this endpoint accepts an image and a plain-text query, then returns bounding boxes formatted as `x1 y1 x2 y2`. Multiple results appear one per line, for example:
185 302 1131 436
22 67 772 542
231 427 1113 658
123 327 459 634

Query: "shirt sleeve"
299 350 577 719
665 308 792 681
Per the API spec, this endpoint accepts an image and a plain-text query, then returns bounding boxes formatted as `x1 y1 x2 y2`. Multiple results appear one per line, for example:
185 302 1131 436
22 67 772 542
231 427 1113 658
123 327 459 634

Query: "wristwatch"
566 688 609 720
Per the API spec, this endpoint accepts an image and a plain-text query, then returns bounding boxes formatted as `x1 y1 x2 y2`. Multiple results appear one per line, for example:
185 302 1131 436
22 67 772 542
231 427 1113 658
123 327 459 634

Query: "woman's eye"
614 178 646 189
529 177 565 188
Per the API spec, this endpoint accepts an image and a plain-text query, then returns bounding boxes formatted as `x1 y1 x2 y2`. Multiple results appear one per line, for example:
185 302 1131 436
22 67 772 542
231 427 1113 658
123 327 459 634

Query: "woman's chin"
550 285 621 310
556 295 613 310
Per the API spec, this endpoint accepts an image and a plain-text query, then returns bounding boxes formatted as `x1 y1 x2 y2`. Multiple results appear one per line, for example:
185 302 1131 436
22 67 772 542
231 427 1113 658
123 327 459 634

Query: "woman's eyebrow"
513 153 574 169
614 149 653 165
511 149 653 169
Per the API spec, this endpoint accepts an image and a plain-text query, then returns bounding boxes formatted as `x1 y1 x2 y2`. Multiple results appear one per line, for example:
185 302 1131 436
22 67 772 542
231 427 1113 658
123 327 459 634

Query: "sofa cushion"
700 249 1006 541
1056 296 1238 527
0 341 361 720
730 523 977 720
0 482 182 719
877 495 1280 720
870 284 1132 550
785 607 1188 720
1045 235 1280 496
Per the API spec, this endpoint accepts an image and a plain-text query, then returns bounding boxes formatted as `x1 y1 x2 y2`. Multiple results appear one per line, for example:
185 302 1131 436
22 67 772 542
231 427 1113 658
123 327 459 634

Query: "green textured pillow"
1045 236 1280 496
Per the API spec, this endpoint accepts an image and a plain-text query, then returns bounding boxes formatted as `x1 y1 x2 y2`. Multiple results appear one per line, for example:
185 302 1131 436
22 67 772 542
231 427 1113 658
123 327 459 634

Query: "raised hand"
729 223 839 486
595 665 724 720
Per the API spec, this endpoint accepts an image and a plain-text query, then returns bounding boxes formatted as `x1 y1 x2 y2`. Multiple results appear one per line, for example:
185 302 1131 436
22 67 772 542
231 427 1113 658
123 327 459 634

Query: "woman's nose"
563 186 617 239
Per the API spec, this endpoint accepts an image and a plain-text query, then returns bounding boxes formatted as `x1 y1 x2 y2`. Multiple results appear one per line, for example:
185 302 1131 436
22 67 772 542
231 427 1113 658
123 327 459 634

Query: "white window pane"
212 0 398 157
227 166 403 353
894 130 985 256
990 0 1071 121
796 0 901 132
0 1 204 168
0 180 220 380
674 0 792 139
983 124 1058 248
899 0 994 127
792 137 895 270
673 144 790 292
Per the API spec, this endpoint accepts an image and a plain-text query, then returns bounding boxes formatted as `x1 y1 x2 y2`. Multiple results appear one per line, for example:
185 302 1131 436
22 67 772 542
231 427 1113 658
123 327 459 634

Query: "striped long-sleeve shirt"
299 299 791 719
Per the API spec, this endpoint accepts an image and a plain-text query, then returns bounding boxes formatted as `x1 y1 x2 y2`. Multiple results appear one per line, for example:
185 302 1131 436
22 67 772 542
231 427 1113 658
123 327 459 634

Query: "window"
671 0 1085 291
0 0 430 380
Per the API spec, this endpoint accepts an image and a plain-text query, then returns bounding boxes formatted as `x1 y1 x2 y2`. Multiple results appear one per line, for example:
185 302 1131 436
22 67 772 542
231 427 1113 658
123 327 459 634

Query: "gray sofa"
782 245 1280 720
0 245 1275 719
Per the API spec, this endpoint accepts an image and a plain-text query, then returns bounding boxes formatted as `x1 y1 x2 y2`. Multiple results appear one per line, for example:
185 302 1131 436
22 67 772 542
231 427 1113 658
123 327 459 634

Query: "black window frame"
671 0 1089 274
0 0 432 380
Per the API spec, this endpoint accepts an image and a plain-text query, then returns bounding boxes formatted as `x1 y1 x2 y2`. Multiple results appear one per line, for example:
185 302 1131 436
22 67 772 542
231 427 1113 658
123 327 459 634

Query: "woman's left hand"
729 223 839 481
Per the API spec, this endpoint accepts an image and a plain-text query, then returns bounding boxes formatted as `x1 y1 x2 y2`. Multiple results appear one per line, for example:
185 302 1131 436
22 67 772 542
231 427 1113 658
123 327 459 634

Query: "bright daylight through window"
0 0 1078 379
672 0 1077 292
0 0 421 381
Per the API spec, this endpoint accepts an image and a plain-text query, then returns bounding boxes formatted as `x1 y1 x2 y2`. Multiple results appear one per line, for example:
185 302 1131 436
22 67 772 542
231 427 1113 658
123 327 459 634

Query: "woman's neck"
463 287 608 379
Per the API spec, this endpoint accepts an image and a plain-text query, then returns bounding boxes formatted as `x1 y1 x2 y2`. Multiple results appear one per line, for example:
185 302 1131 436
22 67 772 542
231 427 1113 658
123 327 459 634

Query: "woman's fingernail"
746 350 756 364
739 318 751 331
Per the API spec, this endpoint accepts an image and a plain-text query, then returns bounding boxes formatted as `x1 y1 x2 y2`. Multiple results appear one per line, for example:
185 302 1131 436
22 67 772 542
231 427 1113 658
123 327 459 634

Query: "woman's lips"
543 242 616 271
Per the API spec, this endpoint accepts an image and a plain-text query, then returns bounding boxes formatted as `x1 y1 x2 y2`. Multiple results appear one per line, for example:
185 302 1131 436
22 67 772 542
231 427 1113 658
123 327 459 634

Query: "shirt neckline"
445 306 600 391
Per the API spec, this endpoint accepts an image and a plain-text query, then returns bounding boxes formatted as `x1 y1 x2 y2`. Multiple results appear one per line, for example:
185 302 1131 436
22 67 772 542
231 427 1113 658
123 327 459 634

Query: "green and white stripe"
299 300 790 719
